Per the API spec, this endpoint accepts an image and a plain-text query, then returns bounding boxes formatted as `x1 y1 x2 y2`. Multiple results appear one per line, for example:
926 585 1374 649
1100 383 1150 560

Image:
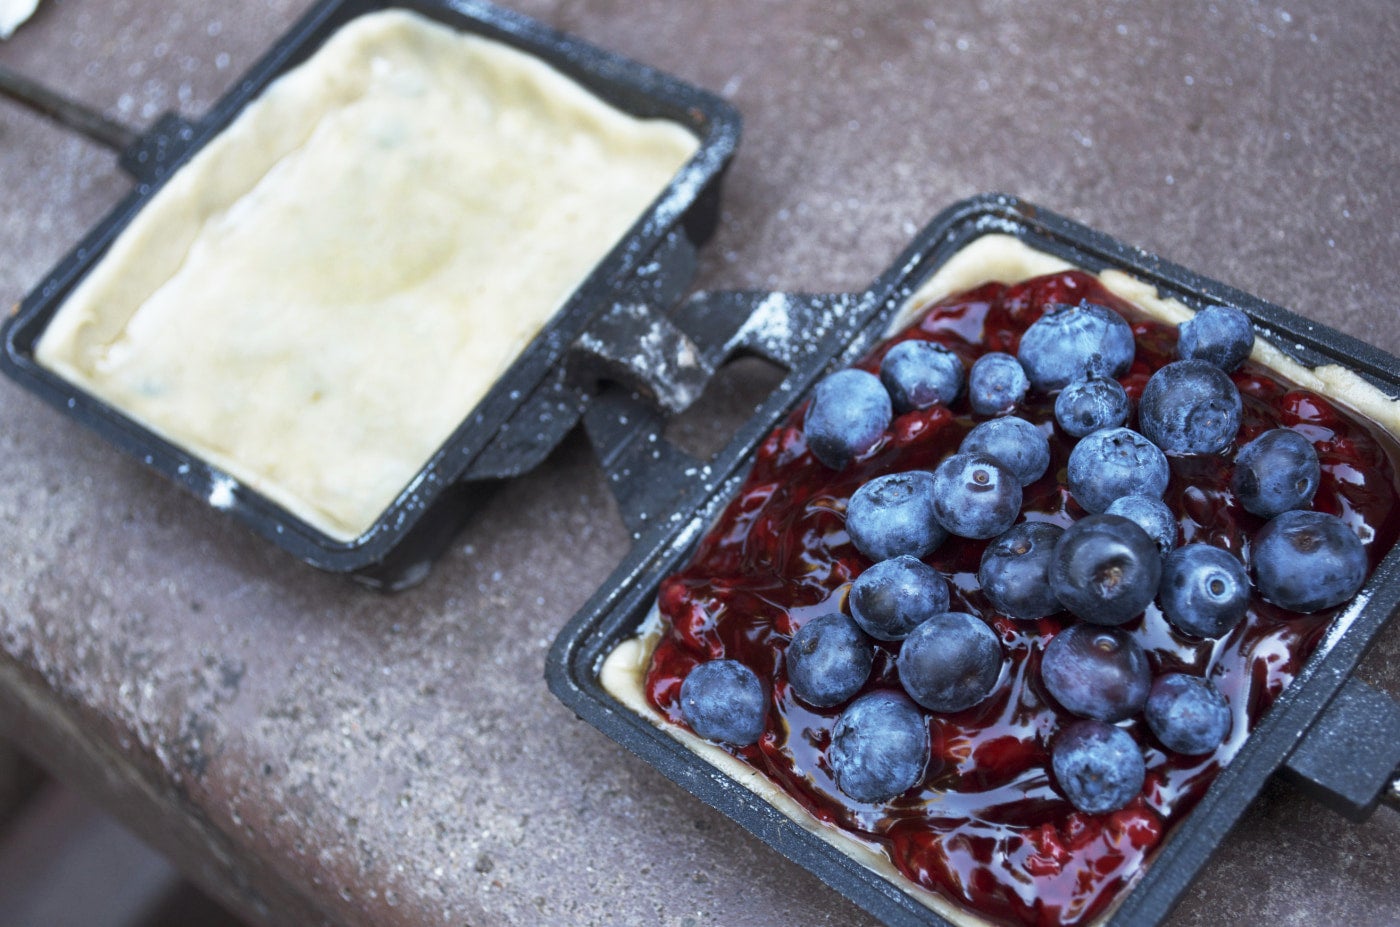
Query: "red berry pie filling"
603 241 1400 927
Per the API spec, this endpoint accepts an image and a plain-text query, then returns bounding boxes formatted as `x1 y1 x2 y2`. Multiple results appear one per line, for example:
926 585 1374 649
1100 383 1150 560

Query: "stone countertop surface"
2 1 1398 926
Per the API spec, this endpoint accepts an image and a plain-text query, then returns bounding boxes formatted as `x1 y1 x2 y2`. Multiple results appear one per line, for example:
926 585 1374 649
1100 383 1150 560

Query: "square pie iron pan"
0 0 740 589
546 194 1400 927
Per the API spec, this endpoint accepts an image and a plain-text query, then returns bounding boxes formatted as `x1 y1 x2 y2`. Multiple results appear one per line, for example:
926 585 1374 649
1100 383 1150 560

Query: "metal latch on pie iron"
570 285 874 537
567 281 870 419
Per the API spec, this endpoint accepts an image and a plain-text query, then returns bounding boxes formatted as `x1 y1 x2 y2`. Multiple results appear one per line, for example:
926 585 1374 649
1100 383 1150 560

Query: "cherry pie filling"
642 271 1400 927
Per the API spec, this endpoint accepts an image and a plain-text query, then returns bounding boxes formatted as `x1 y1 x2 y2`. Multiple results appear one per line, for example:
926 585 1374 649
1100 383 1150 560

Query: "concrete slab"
2 2 1398 926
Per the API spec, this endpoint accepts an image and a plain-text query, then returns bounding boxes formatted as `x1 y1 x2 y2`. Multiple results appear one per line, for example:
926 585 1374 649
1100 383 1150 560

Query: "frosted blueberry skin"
1041 624 1152 723
786 613 874 709
1177 304 1255 372
1145 674 1232 755
960 416 1052 487
1231 428 1321 518
1158 544 1251 638
931 452 1023 540
1052 720 1145 815
845 471 946 562
897 612 1003 713
967 352 1030 416
680 660 768 747
1138 359 1243 456
979 522 1065 620
1252 510 1368 612
1054 375 1131 438
1050 514 1162 626
1017 300 1136 392
1066 427 1170 514
880 339 963 413
829 690 931 803
1106 494 1178 553
849 555 951 641
804 369 892 470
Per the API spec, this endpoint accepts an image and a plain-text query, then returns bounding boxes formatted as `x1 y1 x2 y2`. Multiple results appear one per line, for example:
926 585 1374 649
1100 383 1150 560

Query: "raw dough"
37 10 698 540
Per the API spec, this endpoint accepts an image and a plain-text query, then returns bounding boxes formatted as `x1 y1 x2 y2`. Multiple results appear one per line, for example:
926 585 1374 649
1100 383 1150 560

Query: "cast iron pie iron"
547 194 1400 927
0 0 739 590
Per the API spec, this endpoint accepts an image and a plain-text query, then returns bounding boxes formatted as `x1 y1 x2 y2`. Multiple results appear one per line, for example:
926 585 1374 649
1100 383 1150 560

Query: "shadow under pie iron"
549 197 1400 927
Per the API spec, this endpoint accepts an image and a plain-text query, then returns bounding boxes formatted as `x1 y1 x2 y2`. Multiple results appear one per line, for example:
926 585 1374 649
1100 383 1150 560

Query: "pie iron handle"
1283 675 1400 822
0 63 195 186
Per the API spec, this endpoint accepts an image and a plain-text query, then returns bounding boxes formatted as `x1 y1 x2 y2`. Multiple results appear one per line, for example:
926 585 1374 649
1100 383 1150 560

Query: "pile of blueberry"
677 300 1371 815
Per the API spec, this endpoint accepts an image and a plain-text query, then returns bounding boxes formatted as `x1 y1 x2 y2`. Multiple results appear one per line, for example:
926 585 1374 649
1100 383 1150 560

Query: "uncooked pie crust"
36 9 698 540
600 233 1400 927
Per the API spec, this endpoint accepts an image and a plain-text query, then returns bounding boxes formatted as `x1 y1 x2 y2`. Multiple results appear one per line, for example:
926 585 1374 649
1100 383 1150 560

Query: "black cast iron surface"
2 2 1399 926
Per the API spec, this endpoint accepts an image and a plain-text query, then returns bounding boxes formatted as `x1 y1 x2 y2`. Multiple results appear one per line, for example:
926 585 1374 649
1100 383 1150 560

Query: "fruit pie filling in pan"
600 235 1400 927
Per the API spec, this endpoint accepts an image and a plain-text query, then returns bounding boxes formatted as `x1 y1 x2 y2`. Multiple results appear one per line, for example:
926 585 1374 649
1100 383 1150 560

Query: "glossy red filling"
644 271 1400 927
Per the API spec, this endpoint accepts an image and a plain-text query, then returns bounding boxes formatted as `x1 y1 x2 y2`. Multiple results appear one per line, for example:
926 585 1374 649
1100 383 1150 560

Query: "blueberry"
846 471 947 562
979 522 1065 620
960 416 1051 487
1054 375 1130 438
1159 543 1250 638
1017 300 1136 393
1144 674 1231 755
679 659 769 746
786 613 874 708
1232 428 1321 518
1252 510 1368 612
1138 359 1242 456
1050 514 1162 626
897 612 1003 713
930 452 1023 540
1178 305 1254 372
849 555 951 641
1106 494 1178 553
1067 427 1170 515
829 690 930 803
1040 624 1152 722
967 352 1029 416
1051 720 1145 814
804 369 893 469
880 340 963 413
